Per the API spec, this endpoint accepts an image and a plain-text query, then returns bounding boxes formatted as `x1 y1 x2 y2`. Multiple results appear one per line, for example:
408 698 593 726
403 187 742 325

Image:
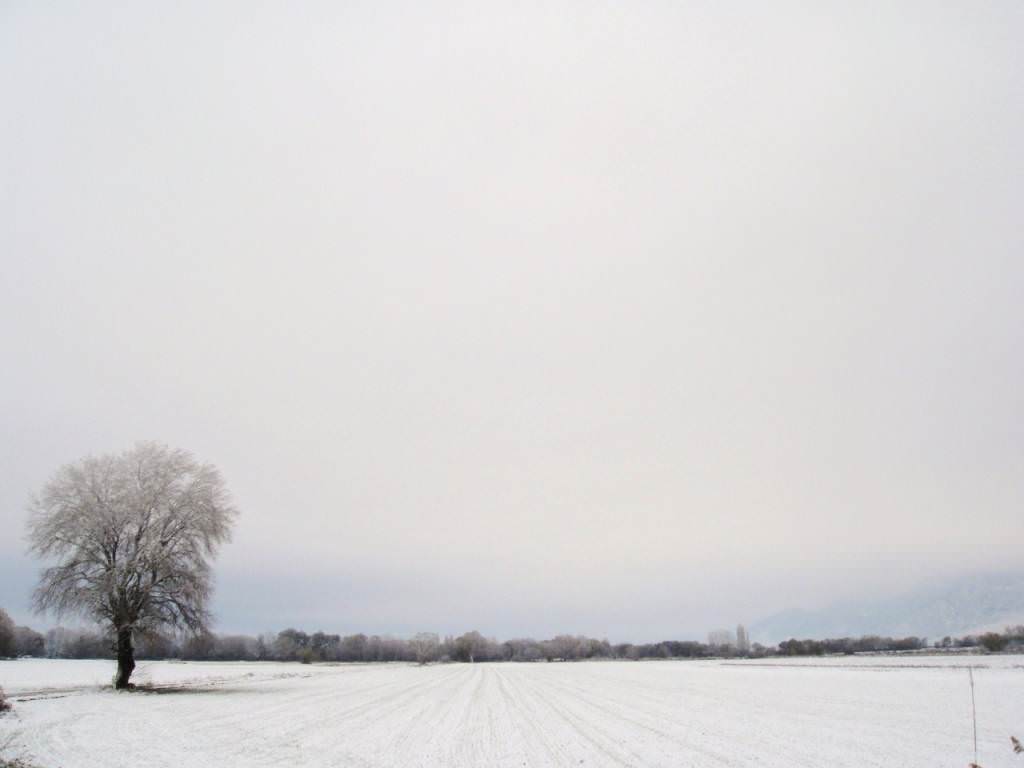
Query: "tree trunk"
115 627 135 689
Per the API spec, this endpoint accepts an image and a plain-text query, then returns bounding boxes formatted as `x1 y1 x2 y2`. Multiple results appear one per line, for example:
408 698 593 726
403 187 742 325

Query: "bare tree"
454 630 486 663
408 632 440 665
13 625 45 657
27 442 237 689
0 609 14 657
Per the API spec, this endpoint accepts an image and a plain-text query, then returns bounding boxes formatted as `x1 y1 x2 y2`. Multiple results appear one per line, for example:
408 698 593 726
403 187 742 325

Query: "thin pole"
969 666 978 766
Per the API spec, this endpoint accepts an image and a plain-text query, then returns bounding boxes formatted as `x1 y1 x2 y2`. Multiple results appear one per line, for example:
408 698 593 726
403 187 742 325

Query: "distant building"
736 624 749 653
708 629 735 647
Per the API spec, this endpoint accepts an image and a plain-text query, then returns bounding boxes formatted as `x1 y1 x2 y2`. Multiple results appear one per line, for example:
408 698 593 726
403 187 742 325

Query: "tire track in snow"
503 665 651 767
492 666 581 767
518 665 744 767
5 658 1024 767
531 664 841 768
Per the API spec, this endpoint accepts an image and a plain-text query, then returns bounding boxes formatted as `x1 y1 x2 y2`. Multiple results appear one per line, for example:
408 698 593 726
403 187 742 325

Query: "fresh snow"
0 658 294 695
2 656 1023 767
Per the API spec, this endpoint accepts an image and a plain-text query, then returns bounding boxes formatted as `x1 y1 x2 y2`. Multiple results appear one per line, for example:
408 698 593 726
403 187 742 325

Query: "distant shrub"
979 633 1008 653
0 687 10 714
0 747 35 768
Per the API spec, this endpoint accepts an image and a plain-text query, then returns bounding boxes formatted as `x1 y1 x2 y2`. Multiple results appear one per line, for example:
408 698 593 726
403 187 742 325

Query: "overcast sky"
1 1 1021 642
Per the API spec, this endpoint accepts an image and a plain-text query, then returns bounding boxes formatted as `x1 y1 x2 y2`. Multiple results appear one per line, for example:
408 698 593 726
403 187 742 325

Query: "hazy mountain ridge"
750 572 1024 644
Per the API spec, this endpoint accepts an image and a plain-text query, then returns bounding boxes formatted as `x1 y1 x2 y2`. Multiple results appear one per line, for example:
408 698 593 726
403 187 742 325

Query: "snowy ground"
1 655 1022 767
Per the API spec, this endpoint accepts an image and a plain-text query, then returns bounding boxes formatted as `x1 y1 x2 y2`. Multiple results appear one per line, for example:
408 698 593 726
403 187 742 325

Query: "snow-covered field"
2 655 1022 767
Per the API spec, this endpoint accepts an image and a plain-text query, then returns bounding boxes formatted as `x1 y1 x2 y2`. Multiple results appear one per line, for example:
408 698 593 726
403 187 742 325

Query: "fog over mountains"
750 571 1024 644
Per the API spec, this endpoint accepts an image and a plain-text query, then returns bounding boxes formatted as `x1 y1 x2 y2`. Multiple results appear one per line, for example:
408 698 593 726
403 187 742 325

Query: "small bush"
1 733 37 768
0 687 11 714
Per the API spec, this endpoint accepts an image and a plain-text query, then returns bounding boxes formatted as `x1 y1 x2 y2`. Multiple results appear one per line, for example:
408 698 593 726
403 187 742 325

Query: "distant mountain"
750 571 1024 644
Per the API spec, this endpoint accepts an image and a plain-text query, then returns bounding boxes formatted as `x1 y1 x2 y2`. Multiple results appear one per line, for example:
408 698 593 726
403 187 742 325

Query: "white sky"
1 0 1022 641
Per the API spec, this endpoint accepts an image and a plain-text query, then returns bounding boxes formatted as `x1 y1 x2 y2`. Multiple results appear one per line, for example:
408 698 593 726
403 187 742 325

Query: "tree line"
17 444 1023 689
776 627 1024 656
4 608 1023 663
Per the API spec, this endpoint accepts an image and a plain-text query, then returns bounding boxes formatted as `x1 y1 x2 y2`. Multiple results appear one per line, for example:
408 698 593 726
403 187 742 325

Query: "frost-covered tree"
409 632 440 664
27 443 237 688
13 625 45 657
454 630 486 663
